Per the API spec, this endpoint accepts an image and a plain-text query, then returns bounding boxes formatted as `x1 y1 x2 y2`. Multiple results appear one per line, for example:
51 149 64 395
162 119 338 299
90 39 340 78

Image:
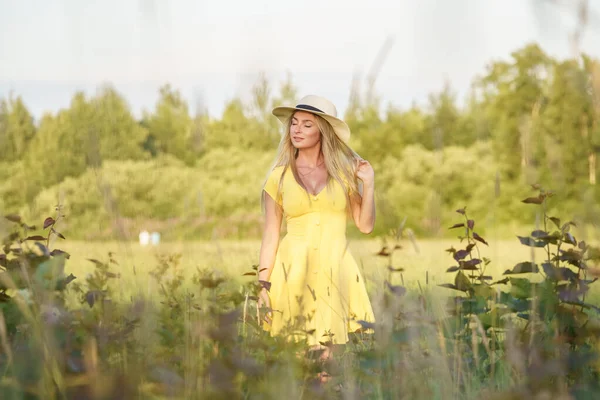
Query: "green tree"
425 83 467 149
541 59 594 195
477 43 552 181
0 94 36 161
91 85 148 161
144 84 194 164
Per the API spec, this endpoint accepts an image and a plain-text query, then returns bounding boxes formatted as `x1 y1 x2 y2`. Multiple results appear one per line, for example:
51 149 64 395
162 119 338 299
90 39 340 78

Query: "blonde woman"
257 95 376 352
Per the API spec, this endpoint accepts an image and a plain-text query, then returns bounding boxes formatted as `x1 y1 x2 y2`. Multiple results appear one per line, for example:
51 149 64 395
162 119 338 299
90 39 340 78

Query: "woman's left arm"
351 159 376 234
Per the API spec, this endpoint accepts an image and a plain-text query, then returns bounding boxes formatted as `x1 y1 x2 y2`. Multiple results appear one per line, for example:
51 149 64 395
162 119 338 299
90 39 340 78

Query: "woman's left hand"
356 159 375 188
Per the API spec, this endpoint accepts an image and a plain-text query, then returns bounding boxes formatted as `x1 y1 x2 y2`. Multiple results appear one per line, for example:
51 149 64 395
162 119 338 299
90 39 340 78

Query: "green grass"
60 237 600 305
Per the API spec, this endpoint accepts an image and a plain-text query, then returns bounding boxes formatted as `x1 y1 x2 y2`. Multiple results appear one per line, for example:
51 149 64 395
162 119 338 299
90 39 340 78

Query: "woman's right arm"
258 192 283 293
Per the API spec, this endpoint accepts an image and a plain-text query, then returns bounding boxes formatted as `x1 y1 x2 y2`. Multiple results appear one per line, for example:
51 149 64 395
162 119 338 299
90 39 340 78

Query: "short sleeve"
263 167 283 206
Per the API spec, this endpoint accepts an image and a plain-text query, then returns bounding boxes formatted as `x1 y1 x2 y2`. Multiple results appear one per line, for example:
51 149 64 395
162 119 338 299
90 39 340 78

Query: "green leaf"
499 291 531 312
510 278 534 299
477 308 508 329
455 271 472 291
472 283 496 298
441 316 465 338
34 255 66 289
548 217 561 229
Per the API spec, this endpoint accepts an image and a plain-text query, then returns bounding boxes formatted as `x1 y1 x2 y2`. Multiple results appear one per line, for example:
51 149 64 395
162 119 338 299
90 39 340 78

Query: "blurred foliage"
0 43 599 240
1 187 600 398
439 188 600 397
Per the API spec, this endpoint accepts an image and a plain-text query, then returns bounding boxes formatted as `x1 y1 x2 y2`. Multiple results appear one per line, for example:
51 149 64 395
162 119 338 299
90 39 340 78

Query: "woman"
257 95 376 349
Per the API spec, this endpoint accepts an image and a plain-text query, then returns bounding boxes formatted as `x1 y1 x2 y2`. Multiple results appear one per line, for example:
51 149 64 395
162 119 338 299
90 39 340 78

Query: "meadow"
62 237 586 302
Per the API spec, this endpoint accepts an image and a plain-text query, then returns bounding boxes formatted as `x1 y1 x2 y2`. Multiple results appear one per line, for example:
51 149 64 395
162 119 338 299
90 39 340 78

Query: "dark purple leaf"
56 273 76 290
558 249 583 262
503 262 539 275
4 214 21 223
438 283 461 291
356 320 375 330
463 259 482 269
34 242 50 256
522 196 543 204
473 232 489 246
387 266 404 272
558 285 588 302
85 290 103 308
376 247 391 256
492 277 510 285
456 208 466 215
531 230 548 238
43 217 55 229
467 220 475 230
258 280 271 291
25 235 46 241
543 263 578 281
446 266 460 272
453 249 470 261
449 223 465 229
50 249 71 259
564 232 577 246
385 280 406 296
517 236 546 248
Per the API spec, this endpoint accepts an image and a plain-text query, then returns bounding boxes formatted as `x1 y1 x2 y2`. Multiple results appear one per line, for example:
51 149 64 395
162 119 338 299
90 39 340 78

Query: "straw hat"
272 95 351 143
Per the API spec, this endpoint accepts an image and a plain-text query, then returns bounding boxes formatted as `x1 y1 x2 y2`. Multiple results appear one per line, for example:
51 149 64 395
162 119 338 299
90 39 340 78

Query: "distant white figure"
139 230 150 246
151 232 161 246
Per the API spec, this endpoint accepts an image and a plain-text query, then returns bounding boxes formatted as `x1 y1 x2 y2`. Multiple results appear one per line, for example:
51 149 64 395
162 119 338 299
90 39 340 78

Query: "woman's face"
289 111 321 149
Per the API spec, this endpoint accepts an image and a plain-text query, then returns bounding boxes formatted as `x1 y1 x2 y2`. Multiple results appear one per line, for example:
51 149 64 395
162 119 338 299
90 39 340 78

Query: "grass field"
1 234 599 398
59 236 600 305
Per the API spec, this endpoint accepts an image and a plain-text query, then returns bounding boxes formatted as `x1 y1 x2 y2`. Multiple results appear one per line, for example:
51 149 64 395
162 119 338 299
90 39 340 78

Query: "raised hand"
356 159 375 188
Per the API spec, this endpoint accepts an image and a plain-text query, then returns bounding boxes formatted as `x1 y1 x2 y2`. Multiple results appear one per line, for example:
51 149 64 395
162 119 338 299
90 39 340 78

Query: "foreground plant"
442 185 600 397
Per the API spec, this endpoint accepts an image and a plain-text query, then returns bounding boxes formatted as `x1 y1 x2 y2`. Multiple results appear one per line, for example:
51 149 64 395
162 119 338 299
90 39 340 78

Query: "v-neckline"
294 172 329 198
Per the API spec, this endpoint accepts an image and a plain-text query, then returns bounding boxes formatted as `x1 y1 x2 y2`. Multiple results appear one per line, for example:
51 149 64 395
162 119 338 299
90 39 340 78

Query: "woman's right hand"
257 287 272 324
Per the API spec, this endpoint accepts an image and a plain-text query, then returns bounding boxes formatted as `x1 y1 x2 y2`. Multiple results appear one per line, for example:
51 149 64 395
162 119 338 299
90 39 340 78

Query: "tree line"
0 43 599 239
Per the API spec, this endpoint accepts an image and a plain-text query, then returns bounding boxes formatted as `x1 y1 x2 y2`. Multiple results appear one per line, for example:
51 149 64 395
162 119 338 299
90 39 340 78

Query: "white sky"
1 0 599 120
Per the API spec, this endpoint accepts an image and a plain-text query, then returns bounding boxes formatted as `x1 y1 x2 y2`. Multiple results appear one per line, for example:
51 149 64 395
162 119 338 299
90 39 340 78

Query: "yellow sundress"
262 166 376 346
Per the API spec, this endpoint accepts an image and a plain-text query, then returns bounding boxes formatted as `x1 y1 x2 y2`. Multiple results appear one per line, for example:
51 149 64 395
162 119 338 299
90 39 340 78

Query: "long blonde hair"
261 111 361 212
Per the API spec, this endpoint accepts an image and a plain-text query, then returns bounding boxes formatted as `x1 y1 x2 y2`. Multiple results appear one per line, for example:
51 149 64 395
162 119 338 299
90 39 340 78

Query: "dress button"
316 221 320 226
313 196 318 201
